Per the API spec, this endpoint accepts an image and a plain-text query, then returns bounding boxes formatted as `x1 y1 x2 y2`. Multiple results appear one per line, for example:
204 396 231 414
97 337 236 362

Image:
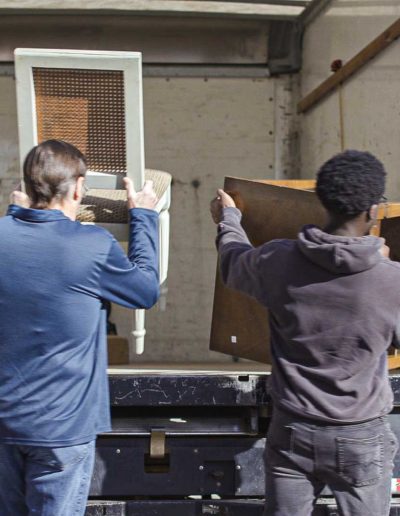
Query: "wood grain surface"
210 177 326 363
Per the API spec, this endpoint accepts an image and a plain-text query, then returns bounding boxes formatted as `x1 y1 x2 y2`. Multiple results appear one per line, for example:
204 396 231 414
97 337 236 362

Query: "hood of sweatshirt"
297 225 384 274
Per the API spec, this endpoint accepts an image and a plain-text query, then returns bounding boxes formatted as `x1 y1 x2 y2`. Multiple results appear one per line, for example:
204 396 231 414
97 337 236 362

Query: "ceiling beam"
0 1 305 19
299 0 331 26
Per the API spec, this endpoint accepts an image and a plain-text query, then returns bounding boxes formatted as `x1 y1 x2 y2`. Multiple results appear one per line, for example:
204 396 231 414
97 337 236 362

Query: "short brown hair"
23 140 87 209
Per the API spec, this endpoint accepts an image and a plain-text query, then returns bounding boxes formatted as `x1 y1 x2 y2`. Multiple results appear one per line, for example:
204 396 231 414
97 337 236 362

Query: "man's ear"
368 204 378 223
73 177 85 202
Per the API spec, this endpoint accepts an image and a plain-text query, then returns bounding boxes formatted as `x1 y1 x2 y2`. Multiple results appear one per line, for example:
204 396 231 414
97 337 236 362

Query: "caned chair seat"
78 170 172 224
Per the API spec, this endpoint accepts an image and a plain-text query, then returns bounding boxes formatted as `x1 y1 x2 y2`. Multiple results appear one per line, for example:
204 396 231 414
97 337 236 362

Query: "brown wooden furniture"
107 336 129 365
210 177 400 369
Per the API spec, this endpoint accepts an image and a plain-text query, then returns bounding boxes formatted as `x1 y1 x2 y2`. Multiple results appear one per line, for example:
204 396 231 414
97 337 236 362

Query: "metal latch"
150 429 166 459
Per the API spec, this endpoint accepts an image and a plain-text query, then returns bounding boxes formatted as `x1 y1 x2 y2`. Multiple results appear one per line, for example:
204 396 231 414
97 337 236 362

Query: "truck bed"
108 362 272 375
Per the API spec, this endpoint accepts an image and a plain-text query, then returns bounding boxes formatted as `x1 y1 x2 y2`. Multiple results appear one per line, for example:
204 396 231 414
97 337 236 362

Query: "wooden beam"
298 17 400 114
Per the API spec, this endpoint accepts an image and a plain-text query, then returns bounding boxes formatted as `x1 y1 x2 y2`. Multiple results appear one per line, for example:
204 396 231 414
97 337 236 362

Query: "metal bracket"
150 429 166 459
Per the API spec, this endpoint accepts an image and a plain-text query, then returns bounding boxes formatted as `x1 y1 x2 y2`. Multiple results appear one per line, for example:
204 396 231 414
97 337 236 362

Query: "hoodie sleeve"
216 207 273 305
98 208 160 309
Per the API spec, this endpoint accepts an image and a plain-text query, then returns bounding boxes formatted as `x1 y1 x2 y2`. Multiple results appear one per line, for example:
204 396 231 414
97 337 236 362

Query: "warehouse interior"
0 0 399 364
1 2 400 515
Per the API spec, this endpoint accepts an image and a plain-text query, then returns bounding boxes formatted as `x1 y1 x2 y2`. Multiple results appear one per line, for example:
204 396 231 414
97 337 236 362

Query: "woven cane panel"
77 169 172 224
145 169 172 199
33 67 126 175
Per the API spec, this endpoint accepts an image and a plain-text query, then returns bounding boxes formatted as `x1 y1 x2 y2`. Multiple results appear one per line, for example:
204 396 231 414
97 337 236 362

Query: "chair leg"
132 309 146 358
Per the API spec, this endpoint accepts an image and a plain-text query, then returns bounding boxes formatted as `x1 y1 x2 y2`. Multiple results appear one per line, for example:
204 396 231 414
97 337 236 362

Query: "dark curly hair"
316 150 386 216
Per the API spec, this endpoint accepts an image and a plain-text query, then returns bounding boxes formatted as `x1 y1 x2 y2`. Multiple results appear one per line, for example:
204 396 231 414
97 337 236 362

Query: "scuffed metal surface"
109 373 400 407
109 374 270 407
85 499 400 515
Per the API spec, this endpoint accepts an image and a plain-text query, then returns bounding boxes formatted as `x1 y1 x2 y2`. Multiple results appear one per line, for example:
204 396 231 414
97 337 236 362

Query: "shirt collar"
7 204 70 222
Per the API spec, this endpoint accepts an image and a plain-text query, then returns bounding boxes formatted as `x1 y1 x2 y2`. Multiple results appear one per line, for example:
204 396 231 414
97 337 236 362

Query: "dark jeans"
0 440 95 515
265 408 398 516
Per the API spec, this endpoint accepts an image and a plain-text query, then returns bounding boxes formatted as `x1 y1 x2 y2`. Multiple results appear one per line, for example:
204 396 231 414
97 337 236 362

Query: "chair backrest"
15 48 145 193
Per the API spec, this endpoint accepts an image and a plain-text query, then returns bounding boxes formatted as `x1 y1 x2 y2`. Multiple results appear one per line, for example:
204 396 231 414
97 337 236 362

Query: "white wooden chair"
14 48 171 358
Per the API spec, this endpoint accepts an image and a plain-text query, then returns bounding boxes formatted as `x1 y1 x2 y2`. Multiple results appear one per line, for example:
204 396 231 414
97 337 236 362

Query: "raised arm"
99 179 160 309
211 189 267 303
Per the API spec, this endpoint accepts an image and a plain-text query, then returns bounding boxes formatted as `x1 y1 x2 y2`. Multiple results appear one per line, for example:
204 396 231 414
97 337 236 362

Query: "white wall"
300 0 400 198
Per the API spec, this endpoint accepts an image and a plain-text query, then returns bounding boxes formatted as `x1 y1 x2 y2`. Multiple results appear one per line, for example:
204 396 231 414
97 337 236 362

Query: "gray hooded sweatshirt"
217 207 400 423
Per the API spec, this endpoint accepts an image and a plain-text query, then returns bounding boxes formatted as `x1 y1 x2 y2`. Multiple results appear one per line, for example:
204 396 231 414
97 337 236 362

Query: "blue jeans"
265 409 398 516
0 440 95 515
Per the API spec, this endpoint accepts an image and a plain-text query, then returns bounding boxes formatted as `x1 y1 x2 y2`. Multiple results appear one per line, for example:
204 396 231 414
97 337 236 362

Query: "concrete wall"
300 0 400 198
0 70 297 362
121 76 277 363
0 74 19 211
0 15 270 64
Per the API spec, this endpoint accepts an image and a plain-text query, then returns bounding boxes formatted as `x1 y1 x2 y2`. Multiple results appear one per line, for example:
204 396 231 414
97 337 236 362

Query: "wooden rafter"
298 17 400 114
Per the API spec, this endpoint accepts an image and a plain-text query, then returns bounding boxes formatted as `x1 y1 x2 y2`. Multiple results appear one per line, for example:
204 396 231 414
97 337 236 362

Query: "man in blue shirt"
0 140 160 515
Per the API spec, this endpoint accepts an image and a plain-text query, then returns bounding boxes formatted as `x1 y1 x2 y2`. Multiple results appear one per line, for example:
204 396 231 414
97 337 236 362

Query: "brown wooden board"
210 177 327 363
210 177 400 364
381 217 400 263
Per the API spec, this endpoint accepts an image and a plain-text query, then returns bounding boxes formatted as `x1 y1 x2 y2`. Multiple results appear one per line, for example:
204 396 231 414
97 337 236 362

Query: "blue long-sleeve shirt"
0 205 159 446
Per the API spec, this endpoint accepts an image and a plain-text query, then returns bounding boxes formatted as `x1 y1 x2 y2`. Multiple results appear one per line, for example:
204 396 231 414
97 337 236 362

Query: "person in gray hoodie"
210 150 399 516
